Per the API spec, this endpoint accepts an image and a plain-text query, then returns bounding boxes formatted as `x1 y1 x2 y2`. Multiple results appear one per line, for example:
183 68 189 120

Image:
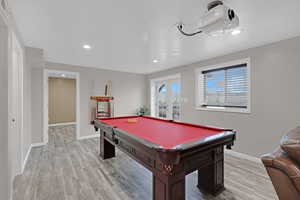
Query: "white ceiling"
10 0 300 74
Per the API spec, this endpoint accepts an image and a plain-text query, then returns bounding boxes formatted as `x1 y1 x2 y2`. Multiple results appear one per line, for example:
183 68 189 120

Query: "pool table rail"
94 117 235 151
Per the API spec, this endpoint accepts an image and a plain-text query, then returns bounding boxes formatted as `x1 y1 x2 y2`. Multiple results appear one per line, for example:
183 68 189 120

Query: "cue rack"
90 96 114 124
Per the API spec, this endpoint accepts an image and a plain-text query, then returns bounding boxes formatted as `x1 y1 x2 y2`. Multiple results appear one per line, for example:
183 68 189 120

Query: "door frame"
43 69 80 144
8 32 24 176
150 73 181 120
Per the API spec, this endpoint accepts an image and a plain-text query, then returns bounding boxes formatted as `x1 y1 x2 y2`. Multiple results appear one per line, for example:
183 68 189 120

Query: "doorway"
150 74 181 121
43 70 80 144
48 77 76 125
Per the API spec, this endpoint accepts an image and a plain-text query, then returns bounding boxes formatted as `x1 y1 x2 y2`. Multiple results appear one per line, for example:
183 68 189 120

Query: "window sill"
195 106 251 114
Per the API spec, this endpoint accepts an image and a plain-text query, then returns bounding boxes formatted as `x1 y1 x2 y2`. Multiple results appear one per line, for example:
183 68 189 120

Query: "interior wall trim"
43 69 80 144
78 134 99 140
225 149 261 163
21 145 32 173
22 142 47 173
48 122 76 127
31 142 46 148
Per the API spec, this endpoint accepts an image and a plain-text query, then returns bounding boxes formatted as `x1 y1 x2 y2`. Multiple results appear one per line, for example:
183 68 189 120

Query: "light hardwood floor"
13 125 278 200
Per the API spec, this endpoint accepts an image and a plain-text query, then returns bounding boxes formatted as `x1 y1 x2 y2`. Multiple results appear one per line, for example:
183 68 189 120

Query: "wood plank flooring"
13 125 278 200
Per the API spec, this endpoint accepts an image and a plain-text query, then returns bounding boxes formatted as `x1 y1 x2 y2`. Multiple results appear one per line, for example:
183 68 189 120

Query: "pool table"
94 116 236 200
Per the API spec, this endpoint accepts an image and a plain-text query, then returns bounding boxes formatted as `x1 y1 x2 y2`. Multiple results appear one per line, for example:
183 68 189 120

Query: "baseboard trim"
22 135 98 172
225 149 261 164
49 122 76 127
78 134 99 140
21 145 32 173
22 142 46 173
31 142 46 147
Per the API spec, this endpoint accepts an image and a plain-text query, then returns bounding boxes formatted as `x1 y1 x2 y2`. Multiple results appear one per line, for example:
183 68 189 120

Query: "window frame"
195 58 251 114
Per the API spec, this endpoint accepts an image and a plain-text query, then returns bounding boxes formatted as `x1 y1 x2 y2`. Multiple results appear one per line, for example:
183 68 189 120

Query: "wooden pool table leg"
197 147 225 196
100 132 115 159
153 173 185 200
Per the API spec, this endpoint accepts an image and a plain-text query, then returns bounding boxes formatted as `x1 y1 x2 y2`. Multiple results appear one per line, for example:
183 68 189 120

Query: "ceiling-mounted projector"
177 0 239 36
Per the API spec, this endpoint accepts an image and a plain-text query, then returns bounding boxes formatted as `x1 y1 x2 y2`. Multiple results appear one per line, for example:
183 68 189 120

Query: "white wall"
0 8 33 199
26 46 148 143
22 47 32 168
45 62 148 138
0 16 9 200
26 47 44 143
148 36 300 157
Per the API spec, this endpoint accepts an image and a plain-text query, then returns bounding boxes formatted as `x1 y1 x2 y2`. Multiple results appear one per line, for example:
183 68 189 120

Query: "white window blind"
202 64 248 108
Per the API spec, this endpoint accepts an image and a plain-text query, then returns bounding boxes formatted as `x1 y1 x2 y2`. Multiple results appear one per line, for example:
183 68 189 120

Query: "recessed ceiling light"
61 74 66 77
153 59 158 63
231 29 241 36
83 44 92 50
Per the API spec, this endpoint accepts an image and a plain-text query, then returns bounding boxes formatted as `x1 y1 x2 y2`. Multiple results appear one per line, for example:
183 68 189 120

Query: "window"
196 58 250 113
150 74 181 120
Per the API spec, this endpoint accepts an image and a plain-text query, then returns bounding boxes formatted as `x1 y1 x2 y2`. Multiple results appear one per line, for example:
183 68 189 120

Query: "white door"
156 80 168 119
169 79 181 121
153 77 181 120
8 33 23 177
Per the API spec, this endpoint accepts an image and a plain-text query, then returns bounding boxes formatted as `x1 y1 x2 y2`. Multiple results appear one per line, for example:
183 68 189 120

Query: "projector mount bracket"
177 0 224 36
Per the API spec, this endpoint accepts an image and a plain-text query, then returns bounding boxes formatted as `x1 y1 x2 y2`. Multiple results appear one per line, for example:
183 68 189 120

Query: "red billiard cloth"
99 116 224 149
